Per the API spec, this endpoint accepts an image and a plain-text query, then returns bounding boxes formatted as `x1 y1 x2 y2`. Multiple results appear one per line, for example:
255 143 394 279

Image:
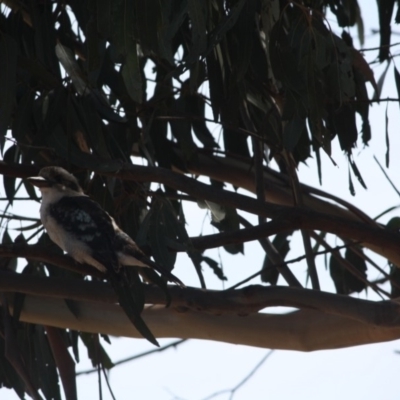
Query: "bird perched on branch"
28 166 184 345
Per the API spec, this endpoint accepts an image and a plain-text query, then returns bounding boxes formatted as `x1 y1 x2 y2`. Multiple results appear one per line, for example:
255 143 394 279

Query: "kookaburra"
28 166 183 286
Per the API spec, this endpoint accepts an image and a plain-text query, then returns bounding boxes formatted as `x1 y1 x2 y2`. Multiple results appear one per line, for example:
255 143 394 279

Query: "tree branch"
3 295 400 352
99 163 400 266
1 271 400 328
1 161 399 265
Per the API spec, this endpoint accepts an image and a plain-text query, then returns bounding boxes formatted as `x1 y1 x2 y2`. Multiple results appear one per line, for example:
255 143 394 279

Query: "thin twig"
77 339 187 375
373 155 400 197
201 351 274 400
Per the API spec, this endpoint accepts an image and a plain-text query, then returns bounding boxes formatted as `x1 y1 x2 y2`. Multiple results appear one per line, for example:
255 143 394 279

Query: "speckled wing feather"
48 195 119 271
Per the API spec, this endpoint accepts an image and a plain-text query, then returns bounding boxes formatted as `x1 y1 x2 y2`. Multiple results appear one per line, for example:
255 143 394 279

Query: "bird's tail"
108 269 160 347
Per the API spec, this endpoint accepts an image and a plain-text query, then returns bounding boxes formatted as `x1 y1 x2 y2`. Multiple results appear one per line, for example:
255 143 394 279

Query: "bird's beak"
27 176 51 188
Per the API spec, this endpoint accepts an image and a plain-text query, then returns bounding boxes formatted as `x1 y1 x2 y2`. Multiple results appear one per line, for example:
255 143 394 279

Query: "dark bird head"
28 166 83 194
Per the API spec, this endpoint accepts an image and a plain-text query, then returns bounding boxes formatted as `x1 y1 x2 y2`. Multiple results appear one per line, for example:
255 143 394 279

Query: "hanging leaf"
394 65 400 108
389 263 400 298
169 96 197 160
202 256 227 281
121 47 143 102
206 0 246 54
80 333 115 369
385 101 390 167
348 154 367 189
187 0 207 62
261 232 292 285
56 43 89 95
211 207 243 254
330 248 367 295
373 59 391 100
3 145 19 205
0 34 17 138
376 0 395 61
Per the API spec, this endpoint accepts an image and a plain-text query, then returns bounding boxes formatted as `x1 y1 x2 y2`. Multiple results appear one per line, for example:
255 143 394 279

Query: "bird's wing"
48 195 119 270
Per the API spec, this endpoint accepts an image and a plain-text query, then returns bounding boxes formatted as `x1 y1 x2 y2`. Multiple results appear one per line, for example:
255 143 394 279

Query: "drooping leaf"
393 65 400 108
376 0 396 61
385 101 390 167
211 207 243 254
389 263 400 298
373 59 391 100
330 248 367 295
206 51 224 121
348 154 367 189
261 232 292 285
348 164 355 196
80 333 115 369
33 325 61 400
202 256 227 281
0 33 17 138
169 95 197 160
121 47 143 104
283 116 306 152
187 94 218 148
55 43 89 95
187 0 207 62
3 145 19 205
206 0 246 54
1 229 17 271
333 105 358 153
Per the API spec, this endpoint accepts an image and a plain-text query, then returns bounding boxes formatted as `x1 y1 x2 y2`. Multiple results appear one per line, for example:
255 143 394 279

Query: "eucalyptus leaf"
0 34 17 138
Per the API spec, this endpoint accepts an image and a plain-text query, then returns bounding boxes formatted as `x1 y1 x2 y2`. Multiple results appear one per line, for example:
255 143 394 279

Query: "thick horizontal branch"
105 163 400 266
1 161 400 265
1 271 400 328
4 295 400 352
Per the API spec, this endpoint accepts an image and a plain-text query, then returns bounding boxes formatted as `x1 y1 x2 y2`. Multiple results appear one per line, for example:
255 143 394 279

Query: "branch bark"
4 295 400 352
103 163 400 266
